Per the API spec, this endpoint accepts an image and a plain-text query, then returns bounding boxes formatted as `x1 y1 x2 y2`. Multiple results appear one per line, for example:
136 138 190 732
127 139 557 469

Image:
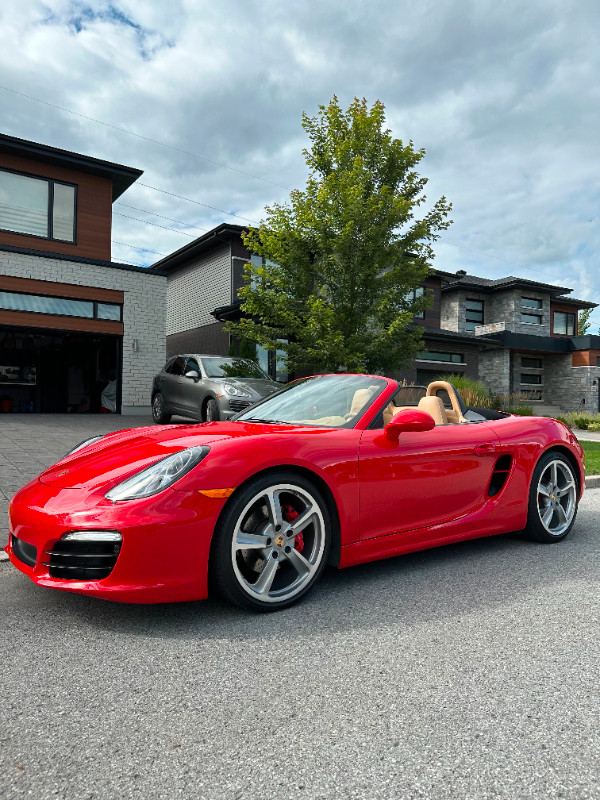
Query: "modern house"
152 223 600 413
0 133 167 414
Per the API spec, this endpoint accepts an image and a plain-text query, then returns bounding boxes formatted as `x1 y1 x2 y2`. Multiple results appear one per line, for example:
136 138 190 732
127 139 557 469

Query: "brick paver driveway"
0 413 159 544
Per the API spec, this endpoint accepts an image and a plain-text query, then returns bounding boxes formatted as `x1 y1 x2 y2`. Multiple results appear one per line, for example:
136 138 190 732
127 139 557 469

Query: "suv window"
185 357 200 374
167 356 186 376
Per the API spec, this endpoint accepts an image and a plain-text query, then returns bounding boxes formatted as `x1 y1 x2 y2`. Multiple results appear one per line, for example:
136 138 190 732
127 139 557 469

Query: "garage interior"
0 326 121 413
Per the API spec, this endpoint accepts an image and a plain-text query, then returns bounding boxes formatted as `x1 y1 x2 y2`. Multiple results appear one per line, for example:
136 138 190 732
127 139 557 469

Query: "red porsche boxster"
6 375 584 611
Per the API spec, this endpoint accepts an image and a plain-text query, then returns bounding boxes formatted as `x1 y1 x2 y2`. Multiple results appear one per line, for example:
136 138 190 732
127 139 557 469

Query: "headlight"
65 435 106 458
223 383 250 397
105 446 209 502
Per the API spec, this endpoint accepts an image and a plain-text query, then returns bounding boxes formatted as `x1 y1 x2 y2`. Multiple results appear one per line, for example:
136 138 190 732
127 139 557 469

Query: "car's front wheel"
152 392 172 424
211 472 331 611
205 397 220 421
525 452 579 542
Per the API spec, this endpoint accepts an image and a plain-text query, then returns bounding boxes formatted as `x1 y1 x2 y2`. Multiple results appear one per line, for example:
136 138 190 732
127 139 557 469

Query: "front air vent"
43 536 121 580
12 535 38 567
488 455 512 497
230 399 253 412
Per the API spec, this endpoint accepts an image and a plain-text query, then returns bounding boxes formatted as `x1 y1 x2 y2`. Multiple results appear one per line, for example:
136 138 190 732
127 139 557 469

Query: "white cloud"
1 0 599 322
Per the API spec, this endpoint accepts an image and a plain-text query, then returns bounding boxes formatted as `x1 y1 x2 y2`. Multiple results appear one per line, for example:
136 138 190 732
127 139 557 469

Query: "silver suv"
151 354 280 424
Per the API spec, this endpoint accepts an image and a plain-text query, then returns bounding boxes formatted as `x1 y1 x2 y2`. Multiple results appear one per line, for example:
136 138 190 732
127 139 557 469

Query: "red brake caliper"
281 503 304 553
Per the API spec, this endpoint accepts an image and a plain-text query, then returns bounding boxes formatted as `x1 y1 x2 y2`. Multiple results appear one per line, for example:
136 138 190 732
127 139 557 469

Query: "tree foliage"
578 307 592 335
227 96 452 374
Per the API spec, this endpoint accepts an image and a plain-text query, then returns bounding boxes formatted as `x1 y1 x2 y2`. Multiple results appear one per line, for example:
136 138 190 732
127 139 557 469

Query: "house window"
521 312 542 324
405 286 425 318
521 297 542 309
0 291 121 321
417 351 464 363
521 357 542 368
465 299 483 331
521 374 542 385
0 168 76 243
553 311 575 335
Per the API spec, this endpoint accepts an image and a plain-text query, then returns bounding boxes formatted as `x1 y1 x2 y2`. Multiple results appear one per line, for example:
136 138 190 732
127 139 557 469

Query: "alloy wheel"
230 483 326 604
536 459 577 536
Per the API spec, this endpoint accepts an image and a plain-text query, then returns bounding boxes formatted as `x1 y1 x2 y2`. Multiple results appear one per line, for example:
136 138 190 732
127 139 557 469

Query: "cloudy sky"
2 0 599 326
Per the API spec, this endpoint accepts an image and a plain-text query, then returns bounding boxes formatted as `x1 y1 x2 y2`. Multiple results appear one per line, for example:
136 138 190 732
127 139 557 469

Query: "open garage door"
0 327 122 413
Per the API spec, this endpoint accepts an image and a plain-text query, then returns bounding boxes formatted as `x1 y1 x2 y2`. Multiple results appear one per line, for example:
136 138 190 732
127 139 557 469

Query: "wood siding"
572 349 600 367
0 153 112 261
0 308 123 335
0 274 123 303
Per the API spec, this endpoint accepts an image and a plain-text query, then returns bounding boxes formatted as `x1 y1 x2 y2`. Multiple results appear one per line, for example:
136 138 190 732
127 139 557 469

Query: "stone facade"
543 354 600 413
0 250 166 414
478 349 511 396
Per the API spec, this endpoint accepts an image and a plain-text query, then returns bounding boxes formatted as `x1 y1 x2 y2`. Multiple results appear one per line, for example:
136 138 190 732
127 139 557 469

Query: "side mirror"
385 409 435 441
184 370 200 381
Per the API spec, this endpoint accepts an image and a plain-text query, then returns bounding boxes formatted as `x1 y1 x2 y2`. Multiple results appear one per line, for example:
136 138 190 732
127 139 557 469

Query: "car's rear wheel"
211 472 330 611
152 392 172 424
205 398 220 422
525 452 579 542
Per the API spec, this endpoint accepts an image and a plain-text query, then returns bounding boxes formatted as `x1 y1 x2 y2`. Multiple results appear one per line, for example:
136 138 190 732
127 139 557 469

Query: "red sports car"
6 375 584 612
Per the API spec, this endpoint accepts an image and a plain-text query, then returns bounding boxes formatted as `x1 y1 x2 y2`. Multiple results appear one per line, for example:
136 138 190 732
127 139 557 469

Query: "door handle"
474 443 496 455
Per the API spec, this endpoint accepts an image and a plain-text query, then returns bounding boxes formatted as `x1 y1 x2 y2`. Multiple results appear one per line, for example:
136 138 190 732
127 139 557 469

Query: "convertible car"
6 375 584 612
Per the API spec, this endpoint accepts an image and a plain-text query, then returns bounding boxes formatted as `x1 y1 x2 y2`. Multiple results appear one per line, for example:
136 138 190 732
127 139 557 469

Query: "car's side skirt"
338 502 527 569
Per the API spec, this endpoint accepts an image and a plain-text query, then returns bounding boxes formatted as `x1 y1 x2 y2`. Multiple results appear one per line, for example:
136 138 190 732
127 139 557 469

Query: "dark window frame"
521 356 542 369
521 297 543 309
521 312 542 325
0 165 78 244
0 289 122 322
465 298 484 331
521 373 543 385
553 310 575 336
417 351 464 363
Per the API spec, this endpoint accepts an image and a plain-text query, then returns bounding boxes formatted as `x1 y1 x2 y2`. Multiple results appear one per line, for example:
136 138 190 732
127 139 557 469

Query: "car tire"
152 392 172 424
205 398 220 422
210 471 331 611
524 452 579 543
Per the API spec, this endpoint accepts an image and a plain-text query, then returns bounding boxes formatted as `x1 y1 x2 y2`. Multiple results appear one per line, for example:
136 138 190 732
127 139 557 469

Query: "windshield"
201 357 270 380
233 374 388 428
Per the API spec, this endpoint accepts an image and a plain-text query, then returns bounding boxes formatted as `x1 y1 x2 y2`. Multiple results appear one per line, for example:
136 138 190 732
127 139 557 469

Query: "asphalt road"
2 488 599 799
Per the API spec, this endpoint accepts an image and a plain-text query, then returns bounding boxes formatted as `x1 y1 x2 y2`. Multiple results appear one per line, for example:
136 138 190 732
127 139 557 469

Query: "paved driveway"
0 413 160 535
1 414 599 799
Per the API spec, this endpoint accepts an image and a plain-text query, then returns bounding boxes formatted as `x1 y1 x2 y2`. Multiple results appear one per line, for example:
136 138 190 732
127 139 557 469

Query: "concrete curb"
585 476 600 490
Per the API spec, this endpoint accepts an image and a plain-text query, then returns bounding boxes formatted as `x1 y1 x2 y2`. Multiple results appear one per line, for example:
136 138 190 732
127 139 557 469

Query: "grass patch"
580 441 600 475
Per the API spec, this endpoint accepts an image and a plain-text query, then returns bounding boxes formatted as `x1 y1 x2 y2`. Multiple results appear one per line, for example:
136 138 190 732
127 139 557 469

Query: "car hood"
213 377 278 396
36 420 330 490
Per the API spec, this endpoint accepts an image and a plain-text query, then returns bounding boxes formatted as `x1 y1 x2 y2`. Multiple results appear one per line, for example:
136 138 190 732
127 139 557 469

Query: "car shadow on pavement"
5 516 596 643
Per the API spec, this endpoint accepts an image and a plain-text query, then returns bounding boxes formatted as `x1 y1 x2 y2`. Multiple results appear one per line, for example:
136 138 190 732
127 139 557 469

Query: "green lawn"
580 441 600 475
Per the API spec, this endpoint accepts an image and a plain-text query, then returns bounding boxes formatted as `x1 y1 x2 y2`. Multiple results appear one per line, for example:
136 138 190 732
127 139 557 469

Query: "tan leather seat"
417 395 448 425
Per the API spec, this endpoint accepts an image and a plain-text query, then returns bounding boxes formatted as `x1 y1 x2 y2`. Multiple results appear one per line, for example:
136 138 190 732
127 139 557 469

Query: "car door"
178 356 204 419
358 420 501 541
160 356 187 413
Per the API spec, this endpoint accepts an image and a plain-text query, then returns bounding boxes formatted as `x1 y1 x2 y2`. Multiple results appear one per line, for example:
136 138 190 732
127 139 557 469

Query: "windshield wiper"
241 418 293 425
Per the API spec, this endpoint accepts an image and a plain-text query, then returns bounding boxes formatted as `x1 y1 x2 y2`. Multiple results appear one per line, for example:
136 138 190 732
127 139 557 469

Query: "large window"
0 290 121 321
521 312 542 325
553 311 575 335
521 374 542 385
405 286 425 318
521 297 542 309
417 351 464 363
465 299 484 331
0 169 76 243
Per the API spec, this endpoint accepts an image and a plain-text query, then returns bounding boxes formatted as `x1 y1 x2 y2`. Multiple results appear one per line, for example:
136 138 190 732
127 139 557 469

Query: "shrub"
587 422 600 432
436 374 494 408
508 405 534 416
561 411 600 430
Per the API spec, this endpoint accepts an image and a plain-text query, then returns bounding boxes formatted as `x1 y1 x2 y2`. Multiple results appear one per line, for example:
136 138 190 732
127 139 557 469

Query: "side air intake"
488 455 512 497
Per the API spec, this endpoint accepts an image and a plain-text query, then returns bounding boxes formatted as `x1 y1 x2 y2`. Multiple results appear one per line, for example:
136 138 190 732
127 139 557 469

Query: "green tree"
578 307 592 335
227 96 452 374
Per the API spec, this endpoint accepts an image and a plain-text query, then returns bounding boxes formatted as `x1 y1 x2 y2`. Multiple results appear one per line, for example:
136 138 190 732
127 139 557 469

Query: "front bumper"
5 478 226 603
